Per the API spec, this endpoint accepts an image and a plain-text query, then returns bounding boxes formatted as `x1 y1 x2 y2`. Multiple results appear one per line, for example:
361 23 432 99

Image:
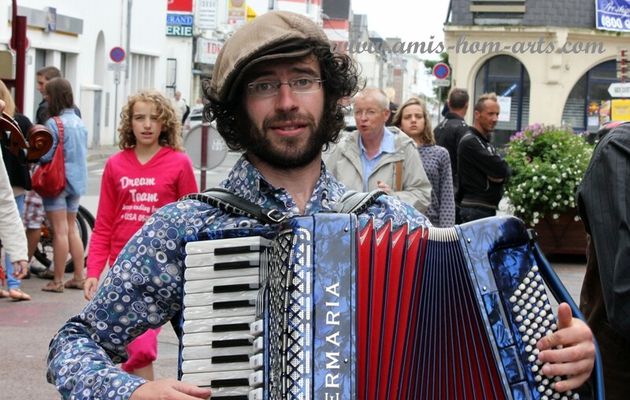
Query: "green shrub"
504 124 593 225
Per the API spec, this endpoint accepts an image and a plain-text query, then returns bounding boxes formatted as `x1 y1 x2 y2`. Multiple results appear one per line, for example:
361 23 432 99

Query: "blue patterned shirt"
46 155 429 399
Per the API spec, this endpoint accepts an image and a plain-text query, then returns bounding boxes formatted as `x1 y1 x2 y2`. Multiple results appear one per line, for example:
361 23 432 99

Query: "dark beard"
245 111 327 169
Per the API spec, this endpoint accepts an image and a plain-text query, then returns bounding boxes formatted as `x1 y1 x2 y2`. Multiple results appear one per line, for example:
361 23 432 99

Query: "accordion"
178 214 599 400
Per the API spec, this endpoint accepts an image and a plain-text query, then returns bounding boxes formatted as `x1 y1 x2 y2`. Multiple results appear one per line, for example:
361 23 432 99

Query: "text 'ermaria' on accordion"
178 214 582 400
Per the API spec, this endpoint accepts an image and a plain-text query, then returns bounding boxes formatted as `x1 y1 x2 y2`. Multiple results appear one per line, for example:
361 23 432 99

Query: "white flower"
553 214 559 219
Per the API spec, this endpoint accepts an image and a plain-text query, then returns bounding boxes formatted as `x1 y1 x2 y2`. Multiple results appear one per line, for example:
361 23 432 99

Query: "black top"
456 127 510 207
434 111 469 179
577 122 630 336
1 113 33 190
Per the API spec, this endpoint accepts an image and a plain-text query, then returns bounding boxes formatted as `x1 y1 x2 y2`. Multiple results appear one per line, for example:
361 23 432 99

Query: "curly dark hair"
204 41 360 152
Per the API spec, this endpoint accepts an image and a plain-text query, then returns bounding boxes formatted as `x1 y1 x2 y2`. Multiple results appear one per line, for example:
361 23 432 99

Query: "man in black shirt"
434 87 469 188
456 92 510 223
577 122 630 400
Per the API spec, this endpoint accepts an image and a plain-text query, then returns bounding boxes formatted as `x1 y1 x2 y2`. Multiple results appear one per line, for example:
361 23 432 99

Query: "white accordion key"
249 370 263 387
184 275 259 295
250 353 264 369
185 236 271 254
252 336 264 352
250 319 264 336
248 387 263 400
181 369 251 395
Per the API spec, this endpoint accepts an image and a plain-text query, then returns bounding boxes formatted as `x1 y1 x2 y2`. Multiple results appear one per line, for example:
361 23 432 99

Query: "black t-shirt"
456 127 510 207
1 113 33 190
434 112 469 178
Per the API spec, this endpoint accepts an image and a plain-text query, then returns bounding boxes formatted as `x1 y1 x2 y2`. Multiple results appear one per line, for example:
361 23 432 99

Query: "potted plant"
504 123 593 255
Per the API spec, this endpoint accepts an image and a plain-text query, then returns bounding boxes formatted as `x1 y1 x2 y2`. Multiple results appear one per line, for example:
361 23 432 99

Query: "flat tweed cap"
210 11 330 103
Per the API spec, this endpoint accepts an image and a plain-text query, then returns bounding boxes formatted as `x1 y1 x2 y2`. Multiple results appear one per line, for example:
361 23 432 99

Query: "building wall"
445 25 625 127
1 0 193 147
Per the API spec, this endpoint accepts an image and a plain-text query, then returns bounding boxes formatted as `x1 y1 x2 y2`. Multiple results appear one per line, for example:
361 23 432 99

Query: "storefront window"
561 60 616 132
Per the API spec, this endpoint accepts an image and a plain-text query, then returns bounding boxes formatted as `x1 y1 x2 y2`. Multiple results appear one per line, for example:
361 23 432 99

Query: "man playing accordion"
47 11 595 400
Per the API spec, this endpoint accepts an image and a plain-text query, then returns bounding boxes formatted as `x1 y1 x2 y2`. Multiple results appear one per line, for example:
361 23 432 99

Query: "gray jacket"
325 127 432 213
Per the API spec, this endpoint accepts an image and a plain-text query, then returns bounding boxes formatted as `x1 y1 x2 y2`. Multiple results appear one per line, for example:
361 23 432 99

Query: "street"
0 148 588 399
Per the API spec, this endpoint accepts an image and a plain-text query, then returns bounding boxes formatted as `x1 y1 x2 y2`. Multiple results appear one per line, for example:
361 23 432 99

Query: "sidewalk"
87 144 118 162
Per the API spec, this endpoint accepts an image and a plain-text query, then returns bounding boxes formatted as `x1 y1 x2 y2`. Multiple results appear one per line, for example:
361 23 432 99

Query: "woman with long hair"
392 97 456 226
39 78 88 293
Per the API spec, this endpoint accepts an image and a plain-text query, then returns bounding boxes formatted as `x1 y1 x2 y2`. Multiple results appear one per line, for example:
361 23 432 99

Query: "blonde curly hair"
118 90 183 150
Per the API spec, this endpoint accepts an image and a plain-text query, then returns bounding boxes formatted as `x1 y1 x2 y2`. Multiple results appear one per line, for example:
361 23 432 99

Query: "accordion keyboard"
180 236 271 399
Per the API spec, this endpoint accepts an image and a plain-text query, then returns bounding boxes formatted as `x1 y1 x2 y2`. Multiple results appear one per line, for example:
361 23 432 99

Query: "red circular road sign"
432 62 451 80
109 47 126 63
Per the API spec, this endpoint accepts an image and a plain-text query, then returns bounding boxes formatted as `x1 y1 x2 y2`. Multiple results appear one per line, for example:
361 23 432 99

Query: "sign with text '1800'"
166 13 193 37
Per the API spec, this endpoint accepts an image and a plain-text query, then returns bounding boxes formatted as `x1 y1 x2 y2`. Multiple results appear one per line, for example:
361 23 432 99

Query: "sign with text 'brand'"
166 13 193 37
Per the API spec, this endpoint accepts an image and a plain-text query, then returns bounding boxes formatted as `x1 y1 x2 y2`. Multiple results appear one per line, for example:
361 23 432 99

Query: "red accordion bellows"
357 221 507 400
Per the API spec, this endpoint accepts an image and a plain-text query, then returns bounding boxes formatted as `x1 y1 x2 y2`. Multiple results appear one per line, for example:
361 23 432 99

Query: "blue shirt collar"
219 154 346 216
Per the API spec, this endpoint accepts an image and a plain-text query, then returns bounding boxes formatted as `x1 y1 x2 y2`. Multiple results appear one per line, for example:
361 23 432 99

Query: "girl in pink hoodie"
84 90 198 380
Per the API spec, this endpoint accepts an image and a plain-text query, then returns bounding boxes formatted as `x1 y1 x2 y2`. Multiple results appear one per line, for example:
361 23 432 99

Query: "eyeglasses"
246 77 325 98
354 109 381 118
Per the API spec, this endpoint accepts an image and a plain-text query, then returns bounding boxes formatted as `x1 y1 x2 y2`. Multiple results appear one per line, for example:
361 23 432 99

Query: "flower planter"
531 212 587 256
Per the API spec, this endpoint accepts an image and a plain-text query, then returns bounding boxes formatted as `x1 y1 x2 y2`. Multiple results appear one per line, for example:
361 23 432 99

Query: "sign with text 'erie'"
166 13 193 37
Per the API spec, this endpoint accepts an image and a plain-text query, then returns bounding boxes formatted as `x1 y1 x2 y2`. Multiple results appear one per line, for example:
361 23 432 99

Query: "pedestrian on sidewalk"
577 121 630 399
0 81 32 300
28 66 82 279
456 92 510 223
83 90 197 380
0 99 29 295
39 78 88 293
392 97 455 227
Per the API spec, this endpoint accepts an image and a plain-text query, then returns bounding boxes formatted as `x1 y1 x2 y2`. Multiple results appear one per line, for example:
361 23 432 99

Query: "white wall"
1 0 193 147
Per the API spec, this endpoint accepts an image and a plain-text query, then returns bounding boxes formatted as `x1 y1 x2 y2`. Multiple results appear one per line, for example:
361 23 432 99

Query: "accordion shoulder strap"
184 188 288 224
333 190 386 214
